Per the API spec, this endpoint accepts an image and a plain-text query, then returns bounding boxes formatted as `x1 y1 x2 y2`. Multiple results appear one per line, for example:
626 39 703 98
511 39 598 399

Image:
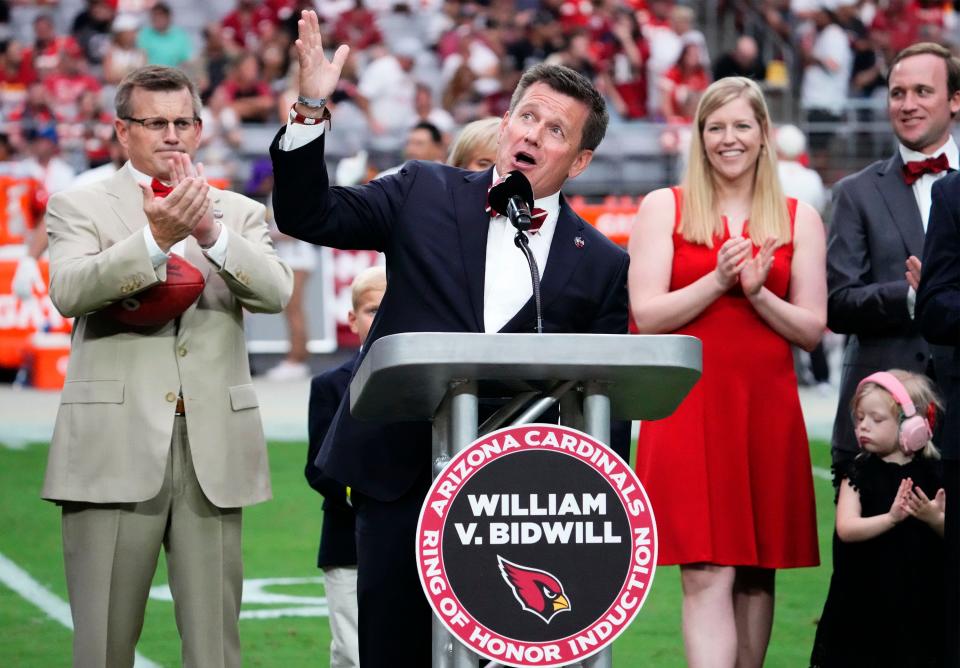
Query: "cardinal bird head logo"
497 555 571 623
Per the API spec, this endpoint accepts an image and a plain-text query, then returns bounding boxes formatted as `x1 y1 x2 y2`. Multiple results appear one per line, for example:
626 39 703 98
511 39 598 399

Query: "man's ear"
566 149 594 180
347 309 359 335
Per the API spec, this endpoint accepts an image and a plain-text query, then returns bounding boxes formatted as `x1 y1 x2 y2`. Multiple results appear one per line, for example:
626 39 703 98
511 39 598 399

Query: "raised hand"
740 237 777 297
713 237 752 290
295 10 350 102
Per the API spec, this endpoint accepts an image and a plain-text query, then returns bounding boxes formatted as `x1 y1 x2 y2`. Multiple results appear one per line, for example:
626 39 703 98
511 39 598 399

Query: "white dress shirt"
897 136 958 318
483 168 559 332
128 162 229 270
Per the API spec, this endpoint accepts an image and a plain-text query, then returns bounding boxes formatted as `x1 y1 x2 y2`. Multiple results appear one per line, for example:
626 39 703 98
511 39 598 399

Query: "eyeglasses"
122 116 200 133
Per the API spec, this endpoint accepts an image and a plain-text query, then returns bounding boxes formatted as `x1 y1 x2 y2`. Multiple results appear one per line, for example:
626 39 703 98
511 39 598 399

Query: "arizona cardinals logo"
497 556 571 623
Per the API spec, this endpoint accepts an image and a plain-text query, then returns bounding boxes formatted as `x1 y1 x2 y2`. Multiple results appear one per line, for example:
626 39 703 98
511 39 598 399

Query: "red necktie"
902 153 950 185
485 187 549 234
150 178 173 198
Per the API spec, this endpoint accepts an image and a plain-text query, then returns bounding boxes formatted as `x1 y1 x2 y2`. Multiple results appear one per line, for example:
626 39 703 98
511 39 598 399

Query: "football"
103 253 205 327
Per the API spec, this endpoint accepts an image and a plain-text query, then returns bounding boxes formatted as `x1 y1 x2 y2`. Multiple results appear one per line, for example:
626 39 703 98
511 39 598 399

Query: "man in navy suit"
306 267 385 668
270 11 629 667
920 177 960 667
827 42 960 478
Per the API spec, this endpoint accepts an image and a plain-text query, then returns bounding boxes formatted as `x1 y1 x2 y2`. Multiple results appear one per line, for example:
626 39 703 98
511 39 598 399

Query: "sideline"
0 552 161 668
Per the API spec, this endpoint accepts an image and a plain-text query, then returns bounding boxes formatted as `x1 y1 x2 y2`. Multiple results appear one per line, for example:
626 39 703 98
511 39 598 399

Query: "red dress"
635 188 819 568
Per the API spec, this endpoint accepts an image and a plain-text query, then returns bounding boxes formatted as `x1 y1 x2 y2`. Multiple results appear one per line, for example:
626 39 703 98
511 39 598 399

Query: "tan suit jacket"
42 165 293 508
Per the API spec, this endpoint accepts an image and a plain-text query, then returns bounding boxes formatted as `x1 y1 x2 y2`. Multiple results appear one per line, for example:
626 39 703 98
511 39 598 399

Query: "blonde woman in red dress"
628 76 826 668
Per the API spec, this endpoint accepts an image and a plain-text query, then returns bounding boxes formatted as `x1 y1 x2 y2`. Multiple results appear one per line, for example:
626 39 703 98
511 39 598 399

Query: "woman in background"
628 77 826 668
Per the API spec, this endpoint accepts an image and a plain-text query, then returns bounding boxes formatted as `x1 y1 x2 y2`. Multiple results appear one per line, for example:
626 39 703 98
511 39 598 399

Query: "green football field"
0 438 836 667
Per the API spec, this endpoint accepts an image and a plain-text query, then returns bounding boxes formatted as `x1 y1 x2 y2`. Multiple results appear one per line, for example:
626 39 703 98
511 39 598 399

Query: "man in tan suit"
41 66 293 667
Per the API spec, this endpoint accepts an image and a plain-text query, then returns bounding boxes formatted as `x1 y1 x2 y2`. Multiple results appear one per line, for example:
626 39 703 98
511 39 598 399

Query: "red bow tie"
485 187 549 234
150 178 173 198
902 153 950 185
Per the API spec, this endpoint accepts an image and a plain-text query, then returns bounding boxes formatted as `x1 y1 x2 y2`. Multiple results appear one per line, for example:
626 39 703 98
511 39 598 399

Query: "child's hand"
889 478 912 523
903 485 946 528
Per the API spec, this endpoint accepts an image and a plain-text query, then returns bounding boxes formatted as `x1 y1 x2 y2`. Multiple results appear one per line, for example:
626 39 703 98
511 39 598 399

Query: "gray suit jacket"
41 166 293 507
827 152 932 455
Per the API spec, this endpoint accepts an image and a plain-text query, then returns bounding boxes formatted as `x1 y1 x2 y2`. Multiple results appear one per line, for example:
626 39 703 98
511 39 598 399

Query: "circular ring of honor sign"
416 424 657 667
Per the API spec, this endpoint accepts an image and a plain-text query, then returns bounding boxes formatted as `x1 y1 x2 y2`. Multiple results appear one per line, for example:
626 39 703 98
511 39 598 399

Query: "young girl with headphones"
810 369 946 668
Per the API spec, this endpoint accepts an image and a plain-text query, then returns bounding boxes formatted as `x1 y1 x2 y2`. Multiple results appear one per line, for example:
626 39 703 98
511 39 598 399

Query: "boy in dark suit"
306 266 385 668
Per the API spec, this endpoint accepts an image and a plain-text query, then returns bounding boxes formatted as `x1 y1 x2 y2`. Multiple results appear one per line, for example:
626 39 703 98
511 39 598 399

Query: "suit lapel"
875 154 925 257
106 167 150 236
452 168 493 332
500 197 586 332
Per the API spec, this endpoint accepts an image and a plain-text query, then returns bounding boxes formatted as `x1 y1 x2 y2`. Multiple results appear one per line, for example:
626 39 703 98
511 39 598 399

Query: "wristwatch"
297 94 327 109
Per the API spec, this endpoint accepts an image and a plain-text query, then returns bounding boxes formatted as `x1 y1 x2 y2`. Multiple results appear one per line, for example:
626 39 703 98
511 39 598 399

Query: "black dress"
810 454 945 668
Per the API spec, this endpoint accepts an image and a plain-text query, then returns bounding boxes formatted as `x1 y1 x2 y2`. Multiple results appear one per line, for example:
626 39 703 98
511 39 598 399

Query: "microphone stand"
513 230 543 334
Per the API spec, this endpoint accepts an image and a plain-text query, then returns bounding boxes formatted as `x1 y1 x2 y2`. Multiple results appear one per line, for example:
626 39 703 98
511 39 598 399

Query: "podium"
350 333 702 668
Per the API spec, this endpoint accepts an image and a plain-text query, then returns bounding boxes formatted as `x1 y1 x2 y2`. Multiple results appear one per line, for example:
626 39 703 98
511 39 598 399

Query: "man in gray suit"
827 41 960 475
41 66 293 666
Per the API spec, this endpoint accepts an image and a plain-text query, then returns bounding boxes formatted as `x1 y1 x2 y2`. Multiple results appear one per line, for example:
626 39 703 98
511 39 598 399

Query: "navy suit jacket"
918 175 960 462
306 354 358 568
270 131 630 501
827 153 932 455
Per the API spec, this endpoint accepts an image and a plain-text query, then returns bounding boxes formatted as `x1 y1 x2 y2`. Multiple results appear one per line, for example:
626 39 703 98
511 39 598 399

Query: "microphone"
488 171 535 231
489 170 544 333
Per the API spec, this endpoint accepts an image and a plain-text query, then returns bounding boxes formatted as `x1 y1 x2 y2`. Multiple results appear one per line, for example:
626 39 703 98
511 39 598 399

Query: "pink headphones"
857 371 932 454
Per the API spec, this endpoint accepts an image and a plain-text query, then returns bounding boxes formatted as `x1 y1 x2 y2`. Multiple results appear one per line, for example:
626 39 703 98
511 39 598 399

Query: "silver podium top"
350 333 701 421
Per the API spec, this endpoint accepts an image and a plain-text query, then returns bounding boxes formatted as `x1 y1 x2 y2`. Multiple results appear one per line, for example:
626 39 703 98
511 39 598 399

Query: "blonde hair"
680 76 791 247
448 117 500 169
351 266 386 310
852 369 943 459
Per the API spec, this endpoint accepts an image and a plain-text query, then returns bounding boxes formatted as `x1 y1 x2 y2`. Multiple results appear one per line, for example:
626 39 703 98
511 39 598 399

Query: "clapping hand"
902 484 946 527
295 10 350 103
139 153 211 251
888 478 913 524
905 255 922 291
168 153 220 247
740 237 777 297
713 237 752 290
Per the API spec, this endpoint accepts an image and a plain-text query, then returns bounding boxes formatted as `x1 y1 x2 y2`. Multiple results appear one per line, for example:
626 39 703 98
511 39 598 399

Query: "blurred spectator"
70 0 115 66
447 115 498 170
26 14 80 78
22 123 74 196
356 38 419 153
403 121 445 162
644 1 683 118
198 85 243 180
869 0 920 63
102 14 147 86
332 0 383 52
441 59 485 122
659 42 710 122
775 123 828 213
216 52 273 123
137 2 194 67
70 129 127 188
713 35 766 82
256 21 292 88
800 2 852 170
547 29 598 80
43 48 102 119
413 81 454 135
8 80 59 150
70 88 114 167
196 22 240 100
221 0 278 51
605 5 650 120
0 40 36 116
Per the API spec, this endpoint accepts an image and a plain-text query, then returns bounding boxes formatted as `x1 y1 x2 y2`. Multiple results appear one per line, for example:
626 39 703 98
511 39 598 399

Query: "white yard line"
0 552 161 668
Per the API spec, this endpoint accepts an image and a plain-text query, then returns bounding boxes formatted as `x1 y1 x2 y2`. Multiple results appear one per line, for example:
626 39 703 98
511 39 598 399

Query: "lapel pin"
574 236 585 248
213 209 224 219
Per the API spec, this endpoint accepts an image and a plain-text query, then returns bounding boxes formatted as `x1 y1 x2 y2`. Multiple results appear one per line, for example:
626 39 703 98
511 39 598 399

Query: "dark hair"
151 2 171 16
508 63 608 151
890 42 960 98
115 65 202 119
411 121 443 146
